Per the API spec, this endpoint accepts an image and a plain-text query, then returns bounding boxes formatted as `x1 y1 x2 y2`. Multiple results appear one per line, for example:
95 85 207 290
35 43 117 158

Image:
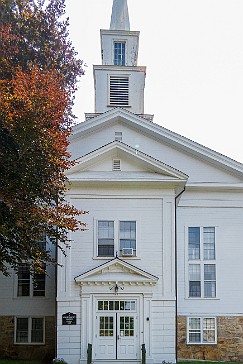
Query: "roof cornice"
71 108 243 178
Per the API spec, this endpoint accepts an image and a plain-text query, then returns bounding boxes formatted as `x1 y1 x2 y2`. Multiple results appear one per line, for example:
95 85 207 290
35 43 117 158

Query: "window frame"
113 41 126 66
17 264 46 298
119 221 136 257
96 220 138 259
14 317 45 345
187 317 217 345
186 226 217 299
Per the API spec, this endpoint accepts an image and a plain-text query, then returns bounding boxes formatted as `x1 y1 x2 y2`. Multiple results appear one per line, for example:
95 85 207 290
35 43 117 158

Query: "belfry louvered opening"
110 76 129 106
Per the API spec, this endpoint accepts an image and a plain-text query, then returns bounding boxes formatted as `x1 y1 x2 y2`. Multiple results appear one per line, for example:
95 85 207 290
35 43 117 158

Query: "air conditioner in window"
121 248 134 256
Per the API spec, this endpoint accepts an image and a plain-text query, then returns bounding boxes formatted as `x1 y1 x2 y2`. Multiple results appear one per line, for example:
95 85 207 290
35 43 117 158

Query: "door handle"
117 335 120 340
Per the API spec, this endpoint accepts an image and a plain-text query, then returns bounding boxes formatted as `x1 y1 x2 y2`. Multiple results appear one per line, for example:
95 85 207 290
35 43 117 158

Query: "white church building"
1 1 243 363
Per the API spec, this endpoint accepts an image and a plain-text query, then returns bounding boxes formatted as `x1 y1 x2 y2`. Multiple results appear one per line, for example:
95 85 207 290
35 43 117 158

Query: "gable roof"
71 108 243 178
74 257 159 286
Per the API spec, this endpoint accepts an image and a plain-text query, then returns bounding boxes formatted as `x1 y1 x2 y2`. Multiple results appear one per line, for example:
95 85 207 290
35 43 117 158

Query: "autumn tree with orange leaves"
0 0 87 275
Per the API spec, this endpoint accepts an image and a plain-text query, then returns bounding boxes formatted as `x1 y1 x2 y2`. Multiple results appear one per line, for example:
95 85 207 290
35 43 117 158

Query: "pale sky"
65 0 243 163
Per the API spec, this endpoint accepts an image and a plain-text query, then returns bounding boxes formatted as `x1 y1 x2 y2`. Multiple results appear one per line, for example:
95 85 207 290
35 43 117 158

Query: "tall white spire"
110 0 130 31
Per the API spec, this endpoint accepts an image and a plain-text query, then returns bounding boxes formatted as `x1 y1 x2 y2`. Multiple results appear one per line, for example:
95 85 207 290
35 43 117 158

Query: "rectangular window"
114 42 126 66
17 264 46 297
17 265 30 297
188 317 216 344
37 232 46 251
33 264 46 297
120 221 136 256
188 227 216 298
98 221 114 257
110 76 129 106
96 220 137 258
15 317 44 344
98 300 136 311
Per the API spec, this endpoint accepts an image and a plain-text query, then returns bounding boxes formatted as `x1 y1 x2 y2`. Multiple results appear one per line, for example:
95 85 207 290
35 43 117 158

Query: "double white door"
96 312 138 360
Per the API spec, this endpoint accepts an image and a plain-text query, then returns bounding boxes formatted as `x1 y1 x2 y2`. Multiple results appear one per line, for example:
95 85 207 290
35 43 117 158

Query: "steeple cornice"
110 0 130 31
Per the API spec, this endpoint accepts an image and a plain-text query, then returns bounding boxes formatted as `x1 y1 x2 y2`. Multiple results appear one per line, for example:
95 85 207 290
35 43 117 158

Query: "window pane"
17 265 30 297
203 330 215 342
204 282 216 297
203 227 215 260
16 318 28 343
98 221 114 238
188 227 200 260
31 318 44 343
204 264 216 280
37 232 46 251
189 318 200 330
189 281 201 297
203 318 215 330
98 221 114 256
204 264 216 297
33 265 46 297
189 332 201 343
114 42 125 65
189 264 200 280
120 221 136 255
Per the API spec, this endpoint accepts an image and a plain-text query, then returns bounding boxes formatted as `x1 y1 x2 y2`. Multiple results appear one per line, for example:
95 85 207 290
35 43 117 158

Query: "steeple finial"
110 0 130 31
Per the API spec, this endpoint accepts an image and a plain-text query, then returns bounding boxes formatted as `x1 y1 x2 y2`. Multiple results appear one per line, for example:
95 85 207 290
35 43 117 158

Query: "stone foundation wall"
177 315 243 362
0 316 55 362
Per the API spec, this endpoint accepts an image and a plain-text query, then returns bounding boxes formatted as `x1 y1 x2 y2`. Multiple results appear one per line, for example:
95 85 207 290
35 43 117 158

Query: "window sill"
14 343 45 346
14 296 48 300
93 256 141 261
185 297 219 300
187 342 217 346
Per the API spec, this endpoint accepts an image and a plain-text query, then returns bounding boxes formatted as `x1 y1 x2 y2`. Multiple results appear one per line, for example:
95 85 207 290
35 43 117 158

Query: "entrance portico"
74 258 158 364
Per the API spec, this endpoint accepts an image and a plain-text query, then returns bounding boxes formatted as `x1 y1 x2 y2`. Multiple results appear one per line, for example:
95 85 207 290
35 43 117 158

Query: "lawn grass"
0 361 40 364
177 362 243 364
0 361 242 364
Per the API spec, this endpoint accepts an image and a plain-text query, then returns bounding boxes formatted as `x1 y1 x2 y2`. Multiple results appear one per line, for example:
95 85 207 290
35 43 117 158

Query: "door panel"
117 314 137 360
96 314 116 360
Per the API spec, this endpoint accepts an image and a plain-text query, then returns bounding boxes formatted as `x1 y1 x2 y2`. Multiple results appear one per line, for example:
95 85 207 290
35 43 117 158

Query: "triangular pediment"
70 108 243 179
66 141 188 188
74 258 159 286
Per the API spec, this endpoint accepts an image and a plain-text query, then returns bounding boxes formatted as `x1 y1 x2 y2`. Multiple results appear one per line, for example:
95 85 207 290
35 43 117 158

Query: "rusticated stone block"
177 315 243 362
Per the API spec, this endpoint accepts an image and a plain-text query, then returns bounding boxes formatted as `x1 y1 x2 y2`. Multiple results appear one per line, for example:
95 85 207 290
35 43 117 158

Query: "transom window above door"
98 300 136 311
97 220 137 258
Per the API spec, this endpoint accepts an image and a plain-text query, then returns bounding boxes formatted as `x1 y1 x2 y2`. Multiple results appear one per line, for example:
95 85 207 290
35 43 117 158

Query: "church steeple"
92 0 146 115
110 0 130 31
